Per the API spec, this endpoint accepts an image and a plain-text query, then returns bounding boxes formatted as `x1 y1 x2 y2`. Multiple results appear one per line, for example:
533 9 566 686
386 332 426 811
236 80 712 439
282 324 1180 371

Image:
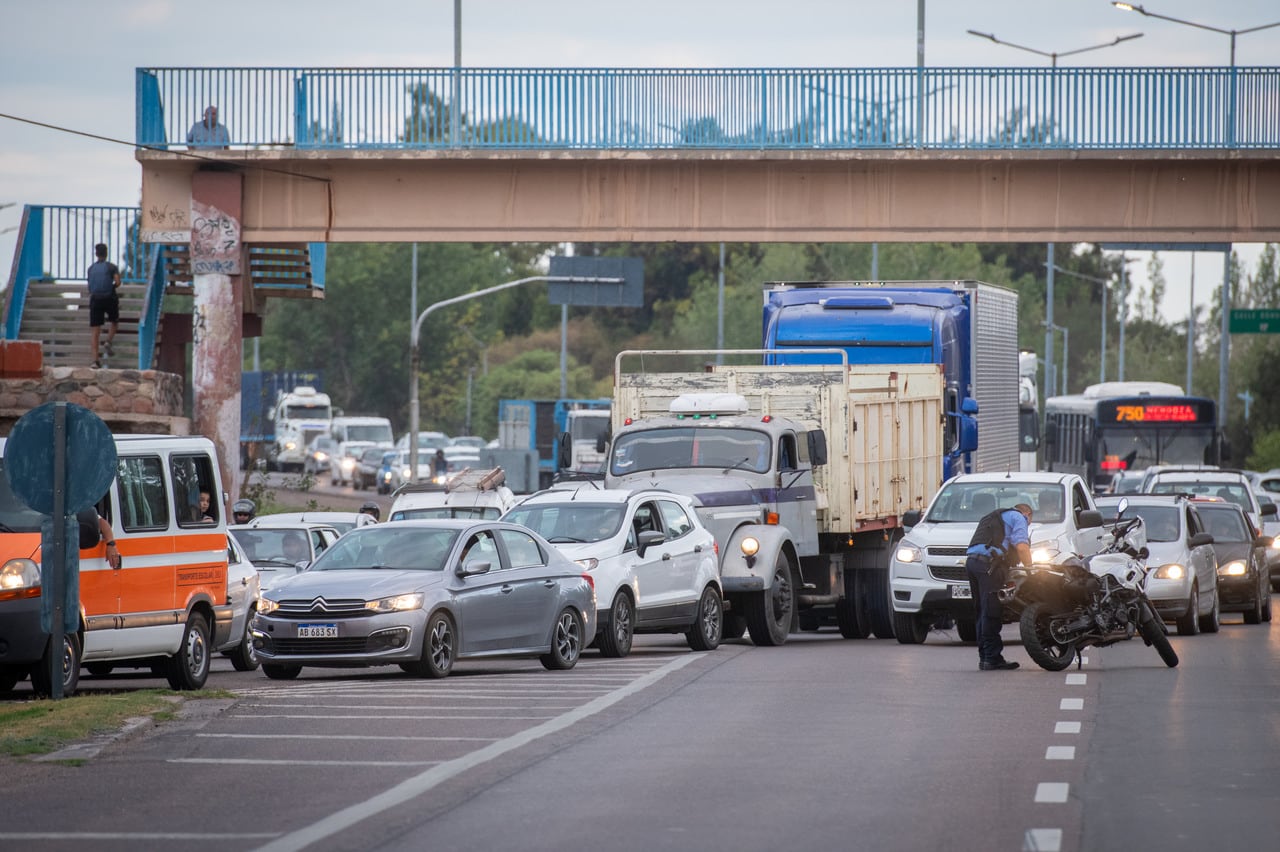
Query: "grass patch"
0 688 231 758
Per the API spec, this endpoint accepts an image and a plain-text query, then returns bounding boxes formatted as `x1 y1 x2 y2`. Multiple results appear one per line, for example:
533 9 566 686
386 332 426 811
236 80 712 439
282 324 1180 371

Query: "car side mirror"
1189 532 1214 548
557 432 572 470
1138 546 1150 559
456 560 492 577
902 509 922 528
960 397 979 415
1076 509 1104 529
1261 503 1277 518
636 530 665 558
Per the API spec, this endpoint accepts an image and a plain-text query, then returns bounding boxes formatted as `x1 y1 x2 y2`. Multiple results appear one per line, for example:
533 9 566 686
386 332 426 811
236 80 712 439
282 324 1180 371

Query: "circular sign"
4 402 117 515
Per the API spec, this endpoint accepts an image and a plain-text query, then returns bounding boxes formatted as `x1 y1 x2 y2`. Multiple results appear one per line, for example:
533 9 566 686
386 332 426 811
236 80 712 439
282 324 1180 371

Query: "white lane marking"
1045 746 1076 760
1023 827 1063 851
1064 673 1086 685
171 758 439 767
1054 721 1081 734
0 833 278 841
252 653 701 852
1059 698 1084 711
239 703 578 712
1035 783 1070 803
231 713 555 721
198 733 497 742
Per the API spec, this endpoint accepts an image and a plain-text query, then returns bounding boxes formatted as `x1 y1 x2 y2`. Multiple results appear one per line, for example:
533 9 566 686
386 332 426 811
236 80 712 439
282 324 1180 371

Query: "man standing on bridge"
86 242 120 368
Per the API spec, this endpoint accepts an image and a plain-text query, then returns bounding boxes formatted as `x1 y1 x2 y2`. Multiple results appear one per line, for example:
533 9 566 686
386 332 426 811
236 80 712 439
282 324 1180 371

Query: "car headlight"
0 558 40 594
895 543 922 563
740 536 760 557
365 593 424 613
1219 560 1247 576
402 467 412 478
315 452 328 462
259 597 280 614
1271 538 1280 551
1154 563 1185 580
342 458 356 471
574 557 599 570
1030 542 1059 563
284 441 297 451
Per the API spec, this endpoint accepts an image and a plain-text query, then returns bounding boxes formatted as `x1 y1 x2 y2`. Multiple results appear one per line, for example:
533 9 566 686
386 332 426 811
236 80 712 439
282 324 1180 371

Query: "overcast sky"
2 0 1276 327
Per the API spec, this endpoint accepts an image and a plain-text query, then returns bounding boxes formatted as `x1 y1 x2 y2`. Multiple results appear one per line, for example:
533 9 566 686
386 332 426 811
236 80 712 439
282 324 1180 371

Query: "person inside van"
194 490 214 523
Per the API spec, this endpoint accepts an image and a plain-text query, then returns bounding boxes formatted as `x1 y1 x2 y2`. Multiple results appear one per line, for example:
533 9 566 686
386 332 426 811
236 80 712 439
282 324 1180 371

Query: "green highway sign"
1229 309 1280 334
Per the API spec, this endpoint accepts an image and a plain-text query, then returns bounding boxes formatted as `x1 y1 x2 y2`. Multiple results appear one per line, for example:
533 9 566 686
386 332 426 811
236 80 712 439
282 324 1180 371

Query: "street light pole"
1046 263 1116 388
407 273 622 483
966 30 1144 67
968 30 1141 398
1111 3 1280 67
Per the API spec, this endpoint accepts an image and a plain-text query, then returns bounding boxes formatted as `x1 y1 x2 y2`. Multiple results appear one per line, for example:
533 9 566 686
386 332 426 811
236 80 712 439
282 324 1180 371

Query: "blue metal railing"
137 66 1280 151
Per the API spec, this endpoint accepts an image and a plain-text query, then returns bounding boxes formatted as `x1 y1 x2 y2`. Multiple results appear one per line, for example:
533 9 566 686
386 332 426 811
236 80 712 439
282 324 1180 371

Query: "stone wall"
0 367 190 436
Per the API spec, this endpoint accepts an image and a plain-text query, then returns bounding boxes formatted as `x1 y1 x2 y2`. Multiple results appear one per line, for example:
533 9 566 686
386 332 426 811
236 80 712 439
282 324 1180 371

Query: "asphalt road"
3 610 1279 852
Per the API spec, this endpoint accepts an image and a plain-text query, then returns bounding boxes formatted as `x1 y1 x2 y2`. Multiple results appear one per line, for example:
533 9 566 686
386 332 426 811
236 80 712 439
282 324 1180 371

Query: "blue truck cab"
762 281 1019 478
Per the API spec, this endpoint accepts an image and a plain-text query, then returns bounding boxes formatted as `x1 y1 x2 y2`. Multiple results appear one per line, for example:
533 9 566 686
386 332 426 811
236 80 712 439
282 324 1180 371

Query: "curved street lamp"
966 30 1144 67
1111 3 1280 66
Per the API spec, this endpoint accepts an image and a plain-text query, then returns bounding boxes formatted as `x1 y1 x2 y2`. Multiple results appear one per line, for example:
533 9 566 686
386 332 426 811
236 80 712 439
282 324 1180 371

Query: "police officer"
232 498 257 525
965 502 1033 671
358 501 381 522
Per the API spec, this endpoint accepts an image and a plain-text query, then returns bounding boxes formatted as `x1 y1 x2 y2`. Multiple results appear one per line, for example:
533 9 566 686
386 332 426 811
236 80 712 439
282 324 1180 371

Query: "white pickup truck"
888 472 1105 644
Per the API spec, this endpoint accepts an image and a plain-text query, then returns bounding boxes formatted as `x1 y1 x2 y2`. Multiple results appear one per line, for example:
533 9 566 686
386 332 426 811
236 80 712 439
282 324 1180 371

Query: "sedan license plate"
950 584 972 600
297 623 338 638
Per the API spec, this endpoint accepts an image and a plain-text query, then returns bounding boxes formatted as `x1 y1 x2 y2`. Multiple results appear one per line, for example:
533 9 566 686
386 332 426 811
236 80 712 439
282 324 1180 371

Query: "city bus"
1042 381 1222 493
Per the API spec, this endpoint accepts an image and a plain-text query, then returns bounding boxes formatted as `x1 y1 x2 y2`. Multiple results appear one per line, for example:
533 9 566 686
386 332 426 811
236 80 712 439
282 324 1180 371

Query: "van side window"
117 456 169 531
172 454 218 527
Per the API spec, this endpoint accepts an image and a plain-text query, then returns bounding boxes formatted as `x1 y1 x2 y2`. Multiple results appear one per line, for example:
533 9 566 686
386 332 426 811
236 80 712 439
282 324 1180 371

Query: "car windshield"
1150 479 1253 513
1195 505 1251 542
313 526 459 571
1119 505 1181 542
610 427 771 475
504 503 625 543
347 424 393 443
925 482 1066 523
0 461 47 533
392 507 500 520
232 529 312 565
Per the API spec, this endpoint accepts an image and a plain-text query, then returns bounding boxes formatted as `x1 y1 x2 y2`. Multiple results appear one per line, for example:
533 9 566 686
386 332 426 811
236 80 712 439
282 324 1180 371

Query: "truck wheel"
722 612 747 640
30 632 81 698
955 617 978 643
865 567 896 640
835 567 872 639
686 585 723 652
744 553 794 646
598 592 635 658
164 613 211 690
893 611 930 644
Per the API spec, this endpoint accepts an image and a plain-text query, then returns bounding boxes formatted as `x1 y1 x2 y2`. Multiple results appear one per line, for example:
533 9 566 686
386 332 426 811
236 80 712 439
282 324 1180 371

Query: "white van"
0 435 232 696
329 416 394 486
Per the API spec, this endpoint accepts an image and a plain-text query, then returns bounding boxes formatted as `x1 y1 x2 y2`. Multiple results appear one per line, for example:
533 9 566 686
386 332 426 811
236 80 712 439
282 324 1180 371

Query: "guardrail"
137 66 1280 151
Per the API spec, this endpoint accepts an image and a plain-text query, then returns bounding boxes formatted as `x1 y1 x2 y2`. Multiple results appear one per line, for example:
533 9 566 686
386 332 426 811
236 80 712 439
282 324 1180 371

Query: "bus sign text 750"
1113 404 1198 423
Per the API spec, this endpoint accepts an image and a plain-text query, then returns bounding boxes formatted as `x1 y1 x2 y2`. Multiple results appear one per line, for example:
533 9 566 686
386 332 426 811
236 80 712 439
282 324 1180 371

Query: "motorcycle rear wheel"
1019 602 1077 672
1140 602 1179 668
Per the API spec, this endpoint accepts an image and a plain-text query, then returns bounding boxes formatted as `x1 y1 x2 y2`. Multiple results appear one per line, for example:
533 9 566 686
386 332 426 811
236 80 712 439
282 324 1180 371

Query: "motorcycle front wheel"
1139 601 1179 668
1019 602 1078 672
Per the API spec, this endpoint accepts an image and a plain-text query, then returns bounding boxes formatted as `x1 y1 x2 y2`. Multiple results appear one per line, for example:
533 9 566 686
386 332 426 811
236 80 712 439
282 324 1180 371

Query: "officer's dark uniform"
965 506 1031 671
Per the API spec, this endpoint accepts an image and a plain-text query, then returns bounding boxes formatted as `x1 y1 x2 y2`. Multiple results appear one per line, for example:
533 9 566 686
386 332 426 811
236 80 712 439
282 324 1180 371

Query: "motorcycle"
1001 498 1178 671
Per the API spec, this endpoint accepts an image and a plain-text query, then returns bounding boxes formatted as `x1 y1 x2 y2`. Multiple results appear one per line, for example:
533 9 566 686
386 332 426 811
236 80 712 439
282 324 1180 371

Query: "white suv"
502 486 723 657
889 472 1105 644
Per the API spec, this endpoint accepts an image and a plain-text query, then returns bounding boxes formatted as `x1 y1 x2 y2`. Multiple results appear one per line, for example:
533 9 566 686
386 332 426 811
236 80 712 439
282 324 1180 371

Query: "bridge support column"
189 170 244 507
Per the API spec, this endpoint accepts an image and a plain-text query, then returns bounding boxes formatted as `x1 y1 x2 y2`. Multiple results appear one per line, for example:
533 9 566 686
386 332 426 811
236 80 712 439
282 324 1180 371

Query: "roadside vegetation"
0 690 179 758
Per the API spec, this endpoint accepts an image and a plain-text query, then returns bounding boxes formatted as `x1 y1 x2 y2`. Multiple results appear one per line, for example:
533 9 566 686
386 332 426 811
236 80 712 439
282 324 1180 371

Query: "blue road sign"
4 402 117 515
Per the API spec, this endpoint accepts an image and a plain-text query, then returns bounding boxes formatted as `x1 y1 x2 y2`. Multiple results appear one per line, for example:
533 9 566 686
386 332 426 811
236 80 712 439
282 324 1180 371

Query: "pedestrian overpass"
135 66 1280 245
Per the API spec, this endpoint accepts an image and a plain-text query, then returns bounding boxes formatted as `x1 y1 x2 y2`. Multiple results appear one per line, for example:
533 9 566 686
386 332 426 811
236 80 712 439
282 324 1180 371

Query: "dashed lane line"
1022 827 1063 851
1054 721 1081 734
1044 746 1076 760
1059 698 1084 710
1034 782 1071 804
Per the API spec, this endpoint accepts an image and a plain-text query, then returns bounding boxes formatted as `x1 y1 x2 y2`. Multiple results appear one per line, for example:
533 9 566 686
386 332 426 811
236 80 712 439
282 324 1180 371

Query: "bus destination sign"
1108 403 1200 423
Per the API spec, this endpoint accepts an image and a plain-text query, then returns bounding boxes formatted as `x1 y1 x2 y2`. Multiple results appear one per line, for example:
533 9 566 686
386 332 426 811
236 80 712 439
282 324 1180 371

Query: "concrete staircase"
16 280 150 370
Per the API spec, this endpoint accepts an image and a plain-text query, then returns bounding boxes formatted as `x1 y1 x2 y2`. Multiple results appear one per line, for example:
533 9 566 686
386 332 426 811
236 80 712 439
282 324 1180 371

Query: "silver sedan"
251 519 596 679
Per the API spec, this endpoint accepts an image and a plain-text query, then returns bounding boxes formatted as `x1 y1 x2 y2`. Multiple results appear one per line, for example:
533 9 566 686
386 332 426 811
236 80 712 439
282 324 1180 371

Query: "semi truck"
604 349 954 645
240 371 331 472
497 398 611 489
761 280 1021 478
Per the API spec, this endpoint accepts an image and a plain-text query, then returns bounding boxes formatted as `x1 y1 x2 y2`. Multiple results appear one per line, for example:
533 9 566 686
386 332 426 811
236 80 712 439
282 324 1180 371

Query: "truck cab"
272 386 332 472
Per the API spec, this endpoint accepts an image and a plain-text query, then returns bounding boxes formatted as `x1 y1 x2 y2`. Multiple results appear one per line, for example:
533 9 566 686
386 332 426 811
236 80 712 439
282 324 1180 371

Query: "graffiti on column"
190 199 241 274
